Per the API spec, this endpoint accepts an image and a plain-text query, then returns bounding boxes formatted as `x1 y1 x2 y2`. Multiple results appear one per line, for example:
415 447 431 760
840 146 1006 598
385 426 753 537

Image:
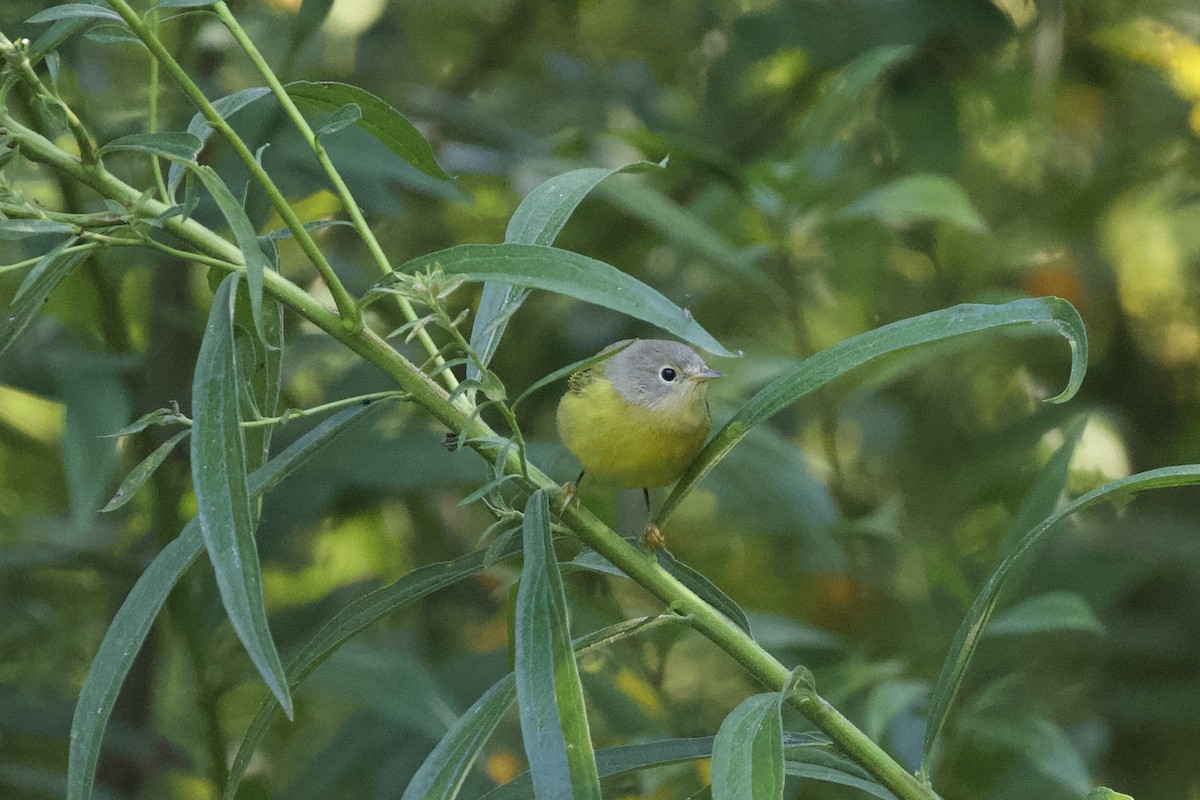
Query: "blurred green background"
2 0 1199 798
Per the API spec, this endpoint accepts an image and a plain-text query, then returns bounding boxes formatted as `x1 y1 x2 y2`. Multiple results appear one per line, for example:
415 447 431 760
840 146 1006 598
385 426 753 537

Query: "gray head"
603 339 723 411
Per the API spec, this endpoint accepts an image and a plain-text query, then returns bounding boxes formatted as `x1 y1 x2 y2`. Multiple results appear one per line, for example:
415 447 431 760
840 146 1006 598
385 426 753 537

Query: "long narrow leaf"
100 429 190 512
480 733 877 800
68 401 383 800
712 693 784 800
390 243 735 357
468 160 666 381
225 536 527 800
1 242 89 357
515 490 602 800
168 87 272 196
658 298 1088 524
189 166 270 342
403 615 674 800
286 81 451 181
999 416 1087 555
191 275 290 716
922 464 1200 772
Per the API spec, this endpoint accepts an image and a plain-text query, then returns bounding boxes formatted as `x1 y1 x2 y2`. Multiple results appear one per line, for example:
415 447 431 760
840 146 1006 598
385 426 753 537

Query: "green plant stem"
0 32 96 165
1 243 98 275
239 390 409 428
2 106 937 800
209 2 461 397
104 0 361 330
145 10 170 204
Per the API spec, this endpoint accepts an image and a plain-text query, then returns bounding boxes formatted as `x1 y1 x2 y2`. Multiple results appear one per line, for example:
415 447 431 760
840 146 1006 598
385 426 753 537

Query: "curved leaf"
69 402 382 800
922 464 1200 772
191 275 290 717
839 174 987 233
1 241 89 358
515 490 602 800
189 165 270 342
225 537 526 800
389 243 735 357
168 86 272 196
712 693 784 800
401 616 672 800
656 550 751 634
480 732 880 800
286 80 451 181
0 219 76 239
468 160 666 381
657 298 1088 524
27 4 123 23
97 132 203 161
100 429 190 512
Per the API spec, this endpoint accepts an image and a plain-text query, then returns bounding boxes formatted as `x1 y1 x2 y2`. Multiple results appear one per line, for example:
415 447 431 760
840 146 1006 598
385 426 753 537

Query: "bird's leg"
559 470 585 513
642 487 666 549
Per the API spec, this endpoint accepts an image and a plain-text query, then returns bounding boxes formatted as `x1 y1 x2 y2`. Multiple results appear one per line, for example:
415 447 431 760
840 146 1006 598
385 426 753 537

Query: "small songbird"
556 339 723 547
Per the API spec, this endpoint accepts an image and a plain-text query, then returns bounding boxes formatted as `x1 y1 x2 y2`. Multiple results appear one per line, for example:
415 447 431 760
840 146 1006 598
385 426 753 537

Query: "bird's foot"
643 522 666 550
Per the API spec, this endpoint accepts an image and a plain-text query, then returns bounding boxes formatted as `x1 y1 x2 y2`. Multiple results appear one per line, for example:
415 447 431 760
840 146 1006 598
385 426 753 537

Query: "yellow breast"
556 376 711 488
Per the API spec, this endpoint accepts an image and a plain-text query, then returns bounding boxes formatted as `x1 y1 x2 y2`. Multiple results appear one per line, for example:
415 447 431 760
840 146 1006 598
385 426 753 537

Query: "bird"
556 339 723 548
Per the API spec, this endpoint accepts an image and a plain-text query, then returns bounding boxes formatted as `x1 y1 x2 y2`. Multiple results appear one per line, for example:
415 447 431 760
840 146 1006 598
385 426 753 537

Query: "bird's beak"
692 366 724 382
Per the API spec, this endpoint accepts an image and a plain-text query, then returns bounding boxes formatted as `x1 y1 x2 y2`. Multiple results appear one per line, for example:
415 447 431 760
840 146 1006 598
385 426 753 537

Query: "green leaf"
315 103 362 139
69 402 383 800
386 243 735 358
514 490 602 800
232 281 283 475
83 24 148 47
103 405 189 437
190 274 291 717
598 179 772 288
794 45 915 147
480 732 887 800
658 298 1088 524
1000 417 1087 554
0 219 76 239
0 241 89 358
985 591 1105 637
66 521 205 800
225 538 526 800
150 0 217 8
839 174 988 233
286 81 451 181
468 160 666 382
511 340 633 411
711 693 784 800
29 17 93 62
401 675 517 800
922 464 1200 773
97 132 203 161
189 165 270 342
26 4 123 24
168 87 272 196
656 550 752 634
100 430 190 513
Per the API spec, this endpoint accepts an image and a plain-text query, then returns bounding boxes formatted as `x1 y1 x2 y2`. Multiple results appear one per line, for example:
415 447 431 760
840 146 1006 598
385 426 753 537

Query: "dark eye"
660 367 677 382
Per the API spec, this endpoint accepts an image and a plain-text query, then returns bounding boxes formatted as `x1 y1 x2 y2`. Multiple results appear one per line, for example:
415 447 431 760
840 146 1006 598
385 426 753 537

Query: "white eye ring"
660 367 677 382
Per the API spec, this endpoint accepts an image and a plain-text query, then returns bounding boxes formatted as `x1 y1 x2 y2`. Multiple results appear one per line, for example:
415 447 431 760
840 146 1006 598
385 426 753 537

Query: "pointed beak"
692 366 724 382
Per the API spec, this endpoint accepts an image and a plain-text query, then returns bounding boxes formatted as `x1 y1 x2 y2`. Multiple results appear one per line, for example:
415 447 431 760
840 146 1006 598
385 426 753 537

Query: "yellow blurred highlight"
463 616 509 653
263 0 300 11
262 513 406 608
615 667 665 718
0 385 63 444
751 48 808 91
260 189 342 237
1095 18 1200 135
1101 186 1200 366
486 749 522 786
696 757 712 786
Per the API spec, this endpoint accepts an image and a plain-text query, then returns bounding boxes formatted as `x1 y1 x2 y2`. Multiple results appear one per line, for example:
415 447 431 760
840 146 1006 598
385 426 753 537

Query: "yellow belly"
556 377 711 488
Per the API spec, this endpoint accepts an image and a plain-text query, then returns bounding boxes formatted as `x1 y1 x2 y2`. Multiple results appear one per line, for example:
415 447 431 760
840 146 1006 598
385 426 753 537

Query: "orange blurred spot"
486 750 522 785
1022 260 1088 313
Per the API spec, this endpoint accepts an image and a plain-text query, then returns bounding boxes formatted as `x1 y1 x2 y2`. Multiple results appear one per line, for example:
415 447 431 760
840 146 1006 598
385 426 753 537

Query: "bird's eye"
660 367 677 382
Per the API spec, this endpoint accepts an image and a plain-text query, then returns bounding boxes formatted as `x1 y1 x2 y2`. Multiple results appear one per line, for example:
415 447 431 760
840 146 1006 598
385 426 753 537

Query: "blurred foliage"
1 0 1199 798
